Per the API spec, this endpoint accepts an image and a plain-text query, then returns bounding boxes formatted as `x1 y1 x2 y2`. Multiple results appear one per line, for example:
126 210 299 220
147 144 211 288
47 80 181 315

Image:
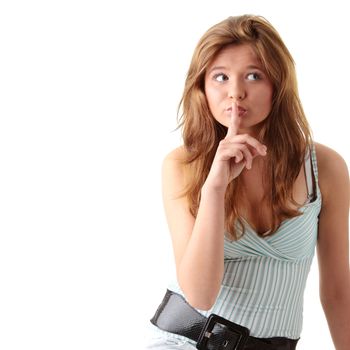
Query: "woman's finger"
225 102 241 139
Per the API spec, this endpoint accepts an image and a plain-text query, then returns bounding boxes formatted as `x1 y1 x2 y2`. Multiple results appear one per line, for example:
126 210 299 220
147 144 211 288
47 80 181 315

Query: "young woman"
146 15 350 349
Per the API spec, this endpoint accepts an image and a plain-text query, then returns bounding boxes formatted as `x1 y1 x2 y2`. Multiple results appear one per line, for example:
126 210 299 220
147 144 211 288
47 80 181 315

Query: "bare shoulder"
162 146 188 177
162 146 189 198
314 142 350 205
314 142 349 177
163 145 187 164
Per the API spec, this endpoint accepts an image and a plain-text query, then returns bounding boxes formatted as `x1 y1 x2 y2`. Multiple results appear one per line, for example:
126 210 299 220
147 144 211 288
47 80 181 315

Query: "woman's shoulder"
314 142 348 173
162 146 189 188
162 146 188 172
314 142 349 203
163 145 187 162
162 146 187 198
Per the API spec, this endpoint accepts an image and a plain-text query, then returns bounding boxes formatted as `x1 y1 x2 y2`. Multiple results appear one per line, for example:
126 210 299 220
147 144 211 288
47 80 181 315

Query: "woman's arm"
162 108 266 310
162 147 226 310
316 143 350 349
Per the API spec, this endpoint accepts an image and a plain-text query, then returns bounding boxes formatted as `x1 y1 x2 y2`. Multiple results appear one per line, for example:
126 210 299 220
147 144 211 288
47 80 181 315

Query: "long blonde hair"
178 15 313 240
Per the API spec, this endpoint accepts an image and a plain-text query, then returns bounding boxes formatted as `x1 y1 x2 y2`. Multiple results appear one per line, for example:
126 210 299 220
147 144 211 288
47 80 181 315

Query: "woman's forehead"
208 44 262 69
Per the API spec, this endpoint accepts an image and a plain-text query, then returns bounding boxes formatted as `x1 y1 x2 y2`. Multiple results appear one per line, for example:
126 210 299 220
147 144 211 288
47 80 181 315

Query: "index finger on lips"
225 102 241 139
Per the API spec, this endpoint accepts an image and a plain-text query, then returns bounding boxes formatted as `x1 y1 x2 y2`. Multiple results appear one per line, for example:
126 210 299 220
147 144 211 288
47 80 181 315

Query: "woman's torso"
155 144 322 342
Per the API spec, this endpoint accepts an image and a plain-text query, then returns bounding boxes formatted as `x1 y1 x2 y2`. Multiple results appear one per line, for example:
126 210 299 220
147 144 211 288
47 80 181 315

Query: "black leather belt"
150 289 299 350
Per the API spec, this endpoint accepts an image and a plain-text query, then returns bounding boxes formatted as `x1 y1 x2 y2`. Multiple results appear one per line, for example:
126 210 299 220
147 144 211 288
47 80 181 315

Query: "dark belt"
150 289 299 350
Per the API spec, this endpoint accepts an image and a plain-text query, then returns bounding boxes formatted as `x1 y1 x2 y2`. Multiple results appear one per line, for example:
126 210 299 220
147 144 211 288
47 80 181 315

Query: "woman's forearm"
178 185 226 310
321 294 350 349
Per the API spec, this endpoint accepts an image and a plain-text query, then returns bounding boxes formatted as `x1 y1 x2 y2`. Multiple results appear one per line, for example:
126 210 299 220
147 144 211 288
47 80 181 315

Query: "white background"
0 0 349 349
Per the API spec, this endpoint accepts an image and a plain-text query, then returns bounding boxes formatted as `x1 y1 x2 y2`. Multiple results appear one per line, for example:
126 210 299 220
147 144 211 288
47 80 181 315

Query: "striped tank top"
165 145 322 341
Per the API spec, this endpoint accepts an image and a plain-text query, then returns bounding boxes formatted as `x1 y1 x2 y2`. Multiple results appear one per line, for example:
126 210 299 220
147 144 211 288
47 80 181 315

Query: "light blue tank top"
163 145 322 341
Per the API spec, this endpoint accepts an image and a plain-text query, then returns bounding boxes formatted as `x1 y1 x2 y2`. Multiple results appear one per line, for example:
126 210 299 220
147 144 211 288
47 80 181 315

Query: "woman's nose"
228 81 246 100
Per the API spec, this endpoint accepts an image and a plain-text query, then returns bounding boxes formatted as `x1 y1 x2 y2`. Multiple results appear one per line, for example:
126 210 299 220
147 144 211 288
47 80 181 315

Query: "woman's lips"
237 107 247 116
226 106 247 117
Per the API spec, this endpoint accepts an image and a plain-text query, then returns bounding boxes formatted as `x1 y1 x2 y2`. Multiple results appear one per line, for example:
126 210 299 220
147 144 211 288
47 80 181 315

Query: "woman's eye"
247 72 260 81
213 73 229 82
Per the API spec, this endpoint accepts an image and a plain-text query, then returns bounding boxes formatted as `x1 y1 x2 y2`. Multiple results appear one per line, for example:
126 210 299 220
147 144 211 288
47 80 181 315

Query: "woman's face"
204 43 273 137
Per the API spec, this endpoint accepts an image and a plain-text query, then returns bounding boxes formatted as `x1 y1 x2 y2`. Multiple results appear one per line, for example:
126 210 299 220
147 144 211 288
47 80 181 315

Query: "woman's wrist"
201 180 227 198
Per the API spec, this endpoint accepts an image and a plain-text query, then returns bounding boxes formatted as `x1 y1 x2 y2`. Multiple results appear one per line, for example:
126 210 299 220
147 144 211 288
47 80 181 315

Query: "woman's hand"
204 103 267 192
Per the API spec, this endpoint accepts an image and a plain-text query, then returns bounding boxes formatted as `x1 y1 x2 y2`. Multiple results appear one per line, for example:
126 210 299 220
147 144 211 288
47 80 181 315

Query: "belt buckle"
196 314 249 350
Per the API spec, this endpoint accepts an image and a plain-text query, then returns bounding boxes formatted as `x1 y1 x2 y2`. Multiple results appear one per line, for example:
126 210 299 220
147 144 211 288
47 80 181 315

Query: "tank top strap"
309 143 319 182
304 143 319 202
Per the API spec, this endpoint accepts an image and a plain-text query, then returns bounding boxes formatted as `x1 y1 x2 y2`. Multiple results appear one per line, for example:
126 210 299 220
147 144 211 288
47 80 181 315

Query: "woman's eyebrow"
207 66 227 74
246 64 263 71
